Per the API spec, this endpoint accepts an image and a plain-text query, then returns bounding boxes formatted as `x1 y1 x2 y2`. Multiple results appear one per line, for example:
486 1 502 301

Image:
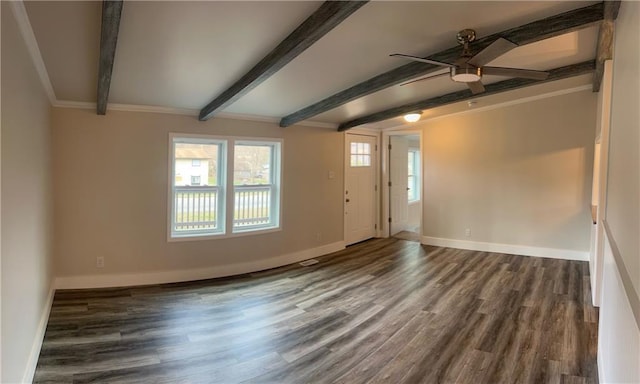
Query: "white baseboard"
597 355 603 384
22 284 55 383
55 241 345 290
421 236 589 261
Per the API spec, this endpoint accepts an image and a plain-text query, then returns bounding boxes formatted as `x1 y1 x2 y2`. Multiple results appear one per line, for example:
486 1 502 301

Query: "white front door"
389 136 409 235
345 134 377 246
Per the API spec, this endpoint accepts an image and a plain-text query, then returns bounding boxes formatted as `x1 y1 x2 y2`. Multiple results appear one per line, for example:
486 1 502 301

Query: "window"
169 134 282 240
408 149 420 202
350 142 371 167
233 141 281 233
171 138 225 238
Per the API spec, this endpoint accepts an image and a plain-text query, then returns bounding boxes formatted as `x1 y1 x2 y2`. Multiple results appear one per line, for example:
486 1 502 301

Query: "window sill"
167 226 282 243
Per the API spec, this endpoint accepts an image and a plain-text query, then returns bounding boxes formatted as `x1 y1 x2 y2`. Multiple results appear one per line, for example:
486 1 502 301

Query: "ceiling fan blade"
467 81 485 94
390 53 455 68
466 38 517 67
400 71 450 86
483 66 550 80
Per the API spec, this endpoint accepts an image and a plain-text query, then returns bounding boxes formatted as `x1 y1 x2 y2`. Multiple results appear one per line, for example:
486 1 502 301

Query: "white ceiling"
24 1 599 127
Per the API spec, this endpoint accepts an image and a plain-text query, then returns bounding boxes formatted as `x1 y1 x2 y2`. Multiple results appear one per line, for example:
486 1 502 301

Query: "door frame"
382 129 423 238
344 129 382 242
590 59 614 306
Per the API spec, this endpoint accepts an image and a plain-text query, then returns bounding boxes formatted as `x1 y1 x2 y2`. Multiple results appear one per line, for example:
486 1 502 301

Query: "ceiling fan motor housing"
456 29 477 44
451 65 482 83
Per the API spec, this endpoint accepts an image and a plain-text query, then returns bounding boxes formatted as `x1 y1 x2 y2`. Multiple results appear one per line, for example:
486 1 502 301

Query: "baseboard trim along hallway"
422 236 589 261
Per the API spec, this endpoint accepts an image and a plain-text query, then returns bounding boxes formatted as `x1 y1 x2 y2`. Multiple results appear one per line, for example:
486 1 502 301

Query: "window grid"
350 142 371 167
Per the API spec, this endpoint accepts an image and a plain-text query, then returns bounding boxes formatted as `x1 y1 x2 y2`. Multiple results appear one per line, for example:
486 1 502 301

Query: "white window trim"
167 133 283 242
231 140 282 234
169 134 227 240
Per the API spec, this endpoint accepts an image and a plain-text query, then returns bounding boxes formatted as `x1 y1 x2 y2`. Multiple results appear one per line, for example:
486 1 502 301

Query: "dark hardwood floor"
34 238 599 383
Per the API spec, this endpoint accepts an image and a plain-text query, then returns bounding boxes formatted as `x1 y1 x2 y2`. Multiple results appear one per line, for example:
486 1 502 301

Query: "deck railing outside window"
174 185 272 233
233 185 272 229
174 186 219 232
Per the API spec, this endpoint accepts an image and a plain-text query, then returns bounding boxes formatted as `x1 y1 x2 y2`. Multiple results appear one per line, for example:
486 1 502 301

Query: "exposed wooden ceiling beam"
198 1 368 121
280 3 605 128
593 1 621 92
337 60 595 131
97 0 124 115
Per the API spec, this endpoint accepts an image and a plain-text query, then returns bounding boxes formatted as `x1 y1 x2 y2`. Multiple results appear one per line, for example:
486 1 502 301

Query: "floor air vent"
299 259 319 266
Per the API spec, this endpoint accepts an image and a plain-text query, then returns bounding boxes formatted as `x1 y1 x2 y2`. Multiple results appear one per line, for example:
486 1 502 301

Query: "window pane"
173 141 223 237
350 141 374 167
233 142 280 233
174 143 218 186
408 149 419 202
234 144 272 185
234 186 272 229
408 175 415 200
408 152 415 176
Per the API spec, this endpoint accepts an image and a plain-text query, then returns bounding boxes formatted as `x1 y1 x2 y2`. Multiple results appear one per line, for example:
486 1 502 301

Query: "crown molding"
11 0 336 130
52 100 338 129
9 0 56 104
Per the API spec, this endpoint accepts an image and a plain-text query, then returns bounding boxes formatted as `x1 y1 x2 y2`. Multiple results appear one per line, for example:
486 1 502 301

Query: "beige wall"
421 90 596 251
52 108 344 279
1 3 54 382
595 5 640 381
606 0 640 299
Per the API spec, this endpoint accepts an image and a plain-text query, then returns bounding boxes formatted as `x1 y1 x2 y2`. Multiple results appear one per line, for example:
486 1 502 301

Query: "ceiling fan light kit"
451 65 482 83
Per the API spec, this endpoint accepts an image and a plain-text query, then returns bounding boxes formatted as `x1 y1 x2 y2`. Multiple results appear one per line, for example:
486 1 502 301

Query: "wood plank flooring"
34 238 599 383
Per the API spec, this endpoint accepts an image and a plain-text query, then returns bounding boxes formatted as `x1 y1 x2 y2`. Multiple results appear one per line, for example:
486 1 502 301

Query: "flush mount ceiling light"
403 112 422 123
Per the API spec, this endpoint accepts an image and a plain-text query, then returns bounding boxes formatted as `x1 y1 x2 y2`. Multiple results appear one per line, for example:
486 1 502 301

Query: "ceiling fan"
390 29 550 94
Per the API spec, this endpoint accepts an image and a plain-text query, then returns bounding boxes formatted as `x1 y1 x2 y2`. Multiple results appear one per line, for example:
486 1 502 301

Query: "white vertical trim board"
8 1 56 104
22 285 55 384
55 241 345 290
597 231 640 384
421 236 589 261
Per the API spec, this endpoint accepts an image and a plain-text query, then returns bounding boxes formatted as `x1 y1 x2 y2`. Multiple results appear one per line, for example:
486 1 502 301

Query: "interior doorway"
387 132 422 242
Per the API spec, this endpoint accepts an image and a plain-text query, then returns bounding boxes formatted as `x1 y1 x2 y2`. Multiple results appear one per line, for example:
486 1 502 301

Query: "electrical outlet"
316 232 322 242
465 228 471 238
96 256 104 268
